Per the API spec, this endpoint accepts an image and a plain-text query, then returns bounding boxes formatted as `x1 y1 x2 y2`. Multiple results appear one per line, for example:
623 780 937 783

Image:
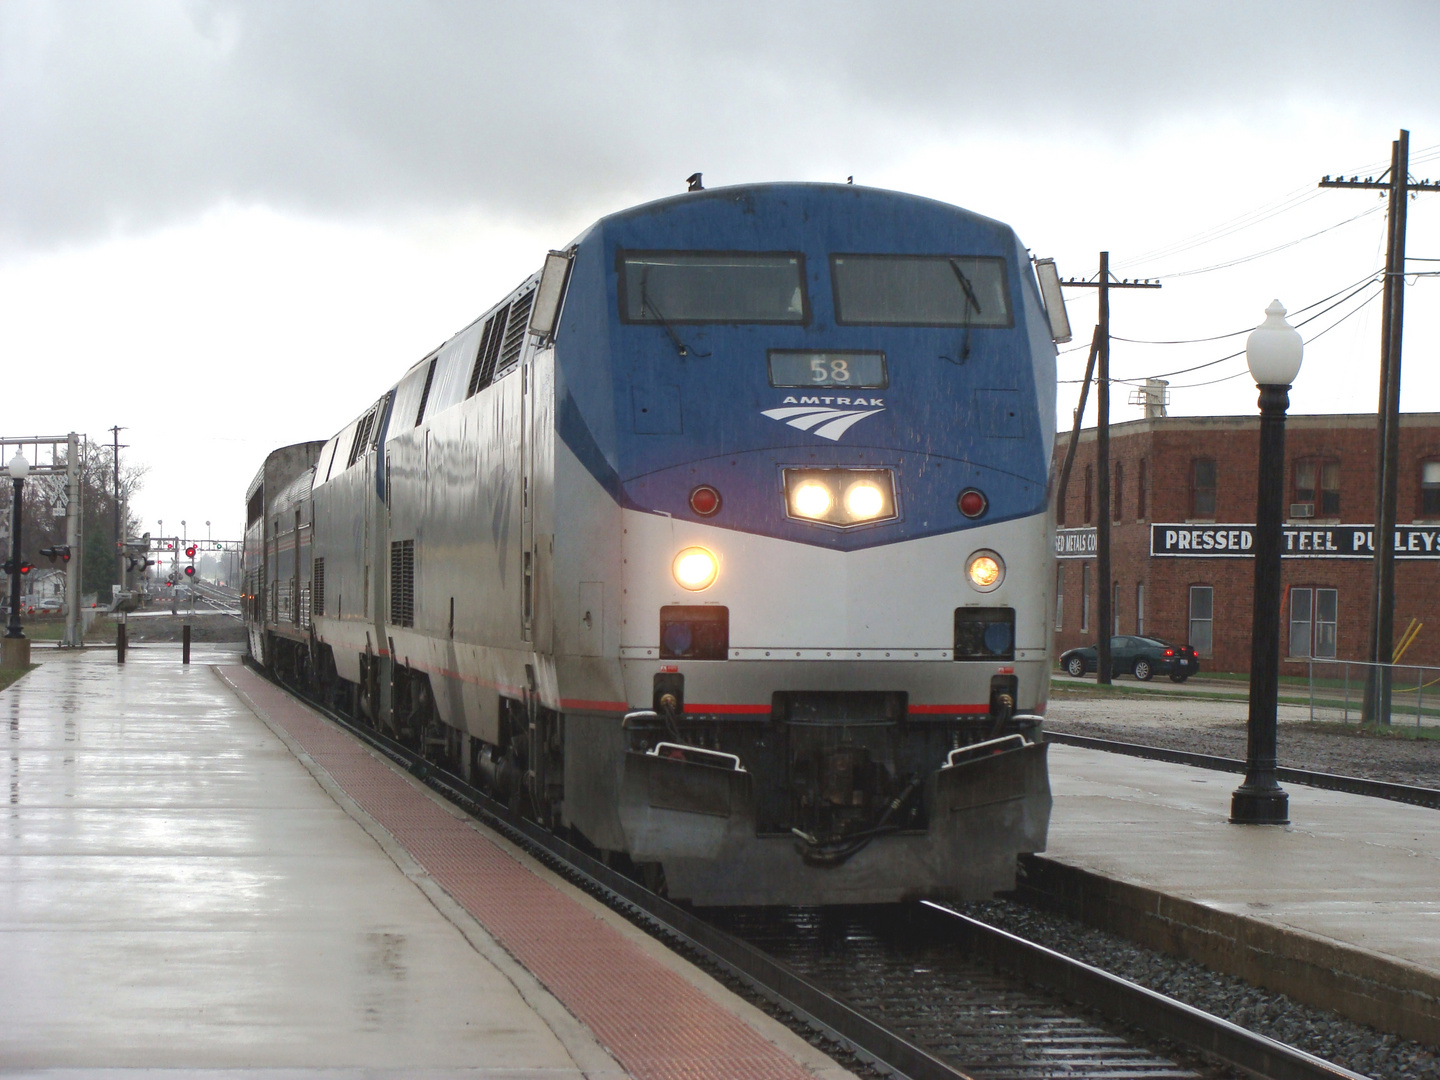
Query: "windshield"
830 254 1011 327
619 252 808 324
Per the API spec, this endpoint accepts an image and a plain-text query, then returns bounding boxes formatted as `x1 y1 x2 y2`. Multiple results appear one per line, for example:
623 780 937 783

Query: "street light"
1231 300 1302 825
5 451 30 662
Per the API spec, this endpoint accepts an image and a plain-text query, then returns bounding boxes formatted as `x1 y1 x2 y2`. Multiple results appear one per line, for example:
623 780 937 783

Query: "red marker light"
1164 648 1174 656
185 546 196 558
689 485 721 516
958 489 987 518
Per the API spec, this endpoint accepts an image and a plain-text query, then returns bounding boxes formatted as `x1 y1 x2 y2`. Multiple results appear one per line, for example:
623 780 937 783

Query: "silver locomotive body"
246 183 1055 904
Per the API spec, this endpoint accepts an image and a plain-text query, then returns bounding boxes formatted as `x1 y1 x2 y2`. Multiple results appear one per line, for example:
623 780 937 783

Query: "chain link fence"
1304 657 1440 729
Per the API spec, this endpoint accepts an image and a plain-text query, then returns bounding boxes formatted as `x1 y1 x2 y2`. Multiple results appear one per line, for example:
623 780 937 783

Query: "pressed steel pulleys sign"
1150 523 1440 559
1054 527 1097 558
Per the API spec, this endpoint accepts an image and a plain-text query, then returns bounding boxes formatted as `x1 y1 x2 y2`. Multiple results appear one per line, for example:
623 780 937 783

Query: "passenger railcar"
245 182 1058 905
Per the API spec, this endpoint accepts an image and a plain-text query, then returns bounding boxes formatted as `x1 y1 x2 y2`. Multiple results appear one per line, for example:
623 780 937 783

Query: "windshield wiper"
945 258 983 363
640 275 709 358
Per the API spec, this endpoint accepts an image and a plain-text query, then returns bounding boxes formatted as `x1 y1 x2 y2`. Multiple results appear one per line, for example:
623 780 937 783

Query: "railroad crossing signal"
3 559 32 576
184 565 195 577
39 545 71 563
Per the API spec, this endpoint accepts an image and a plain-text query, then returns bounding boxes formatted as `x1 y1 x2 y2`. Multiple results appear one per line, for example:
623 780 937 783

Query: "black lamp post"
1231 301 1303 825
6 450 30 645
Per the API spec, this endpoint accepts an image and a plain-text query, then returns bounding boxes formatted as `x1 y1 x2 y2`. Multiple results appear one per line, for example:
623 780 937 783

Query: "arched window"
1294 458 1340 517
1188 585 1213 658
1190 459 1216 519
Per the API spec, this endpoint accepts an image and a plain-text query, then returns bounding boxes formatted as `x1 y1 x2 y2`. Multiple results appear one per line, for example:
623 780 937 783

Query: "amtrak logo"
762 396 886 441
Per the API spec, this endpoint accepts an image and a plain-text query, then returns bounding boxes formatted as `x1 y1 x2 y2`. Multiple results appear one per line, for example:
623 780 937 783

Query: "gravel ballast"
959 897 1439 1080
1046 683 1440 788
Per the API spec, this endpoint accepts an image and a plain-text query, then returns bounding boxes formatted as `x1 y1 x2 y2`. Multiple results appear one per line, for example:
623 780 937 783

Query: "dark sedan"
1059 635 1200 682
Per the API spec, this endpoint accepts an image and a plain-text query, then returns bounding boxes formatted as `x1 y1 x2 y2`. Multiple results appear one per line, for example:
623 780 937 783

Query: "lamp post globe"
1246 301 1304 387
8 451 29 481
1232 300 1302 825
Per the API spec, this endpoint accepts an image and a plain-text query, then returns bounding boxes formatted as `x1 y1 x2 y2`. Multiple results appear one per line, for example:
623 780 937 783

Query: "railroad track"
249 662 1364 1080
1045 729 1440 810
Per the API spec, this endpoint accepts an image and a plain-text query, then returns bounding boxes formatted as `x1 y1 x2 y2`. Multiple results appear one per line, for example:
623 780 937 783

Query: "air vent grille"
469 305 509 396
415 358 437 426
499 290 535 372
312 557 325 617
348 409 376 468
390 540 414 628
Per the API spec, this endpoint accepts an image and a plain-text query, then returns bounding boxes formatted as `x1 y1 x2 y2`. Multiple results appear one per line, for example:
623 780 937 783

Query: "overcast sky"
4 0 1440 541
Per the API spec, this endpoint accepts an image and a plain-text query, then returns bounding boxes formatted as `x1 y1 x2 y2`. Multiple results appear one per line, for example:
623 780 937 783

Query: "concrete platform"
0 646 850 1080
1035 744 1440 1046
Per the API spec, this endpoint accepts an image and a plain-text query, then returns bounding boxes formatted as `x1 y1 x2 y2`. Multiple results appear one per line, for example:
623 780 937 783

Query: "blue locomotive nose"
250 181 1056 907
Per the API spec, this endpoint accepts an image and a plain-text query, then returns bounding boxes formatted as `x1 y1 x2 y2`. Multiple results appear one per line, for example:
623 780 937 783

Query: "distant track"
250 660 1366 1080
1045 730 1440 810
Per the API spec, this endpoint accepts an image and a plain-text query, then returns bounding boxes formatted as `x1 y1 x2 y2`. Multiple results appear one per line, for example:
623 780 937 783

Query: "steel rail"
1046 729 1440 810
914 903 1365 1080
248 662 1366 1080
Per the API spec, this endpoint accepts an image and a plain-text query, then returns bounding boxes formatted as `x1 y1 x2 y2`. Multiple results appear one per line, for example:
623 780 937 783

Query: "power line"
1161 287 1385 389
1058 274 1383 384
1106 271 1382 346
1114 187 1321 270
1153 204 1384 278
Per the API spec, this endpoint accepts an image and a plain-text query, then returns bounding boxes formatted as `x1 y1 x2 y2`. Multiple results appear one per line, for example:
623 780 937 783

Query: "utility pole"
1321 131 1440 723
109 425 126 597
1062 255 1160 683
62 432 81 647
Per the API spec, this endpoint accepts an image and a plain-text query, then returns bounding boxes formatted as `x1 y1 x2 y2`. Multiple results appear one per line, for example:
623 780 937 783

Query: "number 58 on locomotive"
244 181 1064 905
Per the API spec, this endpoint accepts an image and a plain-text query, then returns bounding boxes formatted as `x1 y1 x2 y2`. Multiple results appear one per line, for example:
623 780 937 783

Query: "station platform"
1038 744 1440 1046
0 645 850 1080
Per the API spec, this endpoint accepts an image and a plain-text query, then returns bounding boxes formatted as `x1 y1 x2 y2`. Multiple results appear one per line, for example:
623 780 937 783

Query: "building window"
1084 465 1094 523
1081 562 1091 631
1055 564 1064 630
1188 585 1213 658
1290 587 1338 659
1114 462 1124 520
1112 580 1121 634
1137 458 1147 520
1421 461 1440 518
1136 582 1145 635
1289 588 1311 658
1191 459 1216 518
1295 459 1340 517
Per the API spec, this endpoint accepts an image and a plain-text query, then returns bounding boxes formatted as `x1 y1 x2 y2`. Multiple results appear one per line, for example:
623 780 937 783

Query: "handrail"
646 741 746 772
944 733 1029 769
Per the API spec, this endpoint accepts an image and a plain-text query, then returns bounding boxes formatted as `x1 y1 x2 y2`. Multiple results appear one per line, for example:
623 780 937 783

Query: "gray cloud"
4 0 1439 250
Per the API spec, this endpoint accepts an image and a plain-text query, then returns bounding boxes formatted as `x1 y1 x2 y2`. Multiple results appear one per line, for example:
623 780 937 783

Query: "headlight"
844 481 885 520
784 468 896 527
672 547 718 591
966 549 1004 592
792 481 833 519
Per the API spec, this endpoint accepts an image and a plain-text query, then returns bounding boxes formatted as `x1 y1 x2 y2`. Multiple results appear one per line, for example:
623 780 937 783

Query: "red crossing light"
184 565 195 577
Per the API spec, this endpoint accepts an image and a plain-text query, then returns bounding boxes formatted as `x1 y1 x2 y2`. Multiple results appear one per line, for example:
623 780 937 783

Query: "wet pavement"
0 645 622 1076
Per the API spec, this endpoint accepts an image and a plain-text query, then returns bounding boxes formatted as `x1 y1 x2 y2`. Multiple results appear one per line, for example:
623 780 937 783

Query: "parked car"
1059 635 1200 682
30 598 63 613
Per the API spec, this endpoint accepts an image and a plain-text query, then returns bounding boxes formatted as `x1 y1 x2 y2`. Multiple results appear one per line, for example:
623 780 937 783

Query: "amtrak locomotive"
244 182 1059 905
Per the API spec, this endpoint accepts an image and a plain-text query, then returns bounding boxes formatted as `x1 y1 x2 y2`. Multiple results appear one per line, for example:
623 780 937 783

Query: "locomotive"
244 182 1061 905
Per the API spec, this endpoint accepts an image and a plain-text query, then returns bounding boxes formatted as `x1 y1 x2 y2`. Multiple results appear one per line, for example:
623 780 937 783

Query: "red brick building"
1053 413 1440 674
